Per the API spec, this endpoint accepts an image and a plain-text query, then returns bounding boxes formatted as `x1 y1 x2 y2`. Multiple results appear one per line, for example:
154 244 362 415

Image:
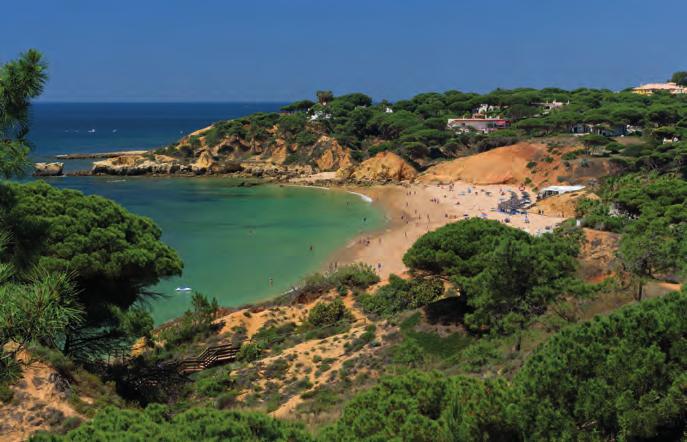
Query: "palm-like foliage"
0 49 48 178
0 233 83 380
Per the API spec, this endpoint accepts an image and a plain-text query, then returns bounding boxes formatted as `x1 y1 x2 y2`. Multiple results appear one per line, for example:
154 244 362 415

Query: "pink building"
447 117 510 133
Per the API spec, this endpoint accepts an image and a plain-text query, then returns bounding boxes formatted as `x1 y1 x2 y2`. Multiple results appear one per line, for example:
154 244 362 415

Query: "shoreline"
322 182 567 280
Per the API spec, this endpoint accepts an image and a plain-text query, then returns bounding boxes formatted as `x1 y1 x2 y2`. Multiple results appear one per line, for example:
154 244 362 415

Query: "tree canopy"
515 290 687 440
0 181 182 358
670 71 687 86
403 219 581 333
31 404 313 442
0 49 47 178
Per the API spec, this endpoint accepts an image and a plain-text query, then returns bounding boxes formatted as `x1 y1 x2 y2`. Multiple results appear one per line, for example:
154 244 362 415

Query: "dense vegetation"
403 218 583 333
160 83 687 170
30 405 313 442
323 291 687 441
578 174 687 299
0 181 182 360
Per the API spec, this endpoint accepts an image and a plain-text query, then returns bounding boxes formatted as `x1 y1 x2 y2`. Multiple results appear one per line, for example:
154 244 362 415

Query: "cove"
47 176 385 323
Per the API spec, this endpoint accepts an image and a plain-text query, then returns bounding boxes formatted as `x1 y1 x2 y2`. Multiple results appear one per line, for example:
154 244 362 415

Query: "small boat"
175 287 192 292
88 128 96 133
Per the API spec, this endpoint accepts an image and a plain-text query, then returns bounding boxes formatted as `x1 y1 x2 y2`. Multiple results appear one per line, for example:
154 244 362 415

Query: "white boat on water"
175 287 192 292
88 128 96 133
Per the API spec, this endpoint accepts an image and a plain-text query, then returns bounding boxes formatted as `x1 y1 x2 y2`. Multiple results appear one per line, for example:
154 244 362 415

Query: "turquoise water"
29 103 385 324
47 176 384 324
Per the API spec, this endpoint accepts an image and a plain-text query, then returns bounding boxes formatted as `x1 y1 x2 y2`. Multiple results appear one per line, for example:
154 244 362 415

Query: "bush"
301 273 333 294
358 275 444 317
581 133 611 147
0 383 13 403
160 293 219 347
392 339 425 367
30 404 313 441
236 342 262 363
307 299 351 327
214 391 238 410
329 263 379 291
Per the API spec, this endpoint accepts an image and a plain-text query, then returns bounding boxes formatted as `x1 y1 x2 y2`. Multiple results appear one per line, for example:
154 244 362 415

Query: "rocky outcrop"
92 152 244 176
92 154 187 175
241 162 313 178
341 151 417 183
313 136 352 171
191 150 243 174
33 162 64 177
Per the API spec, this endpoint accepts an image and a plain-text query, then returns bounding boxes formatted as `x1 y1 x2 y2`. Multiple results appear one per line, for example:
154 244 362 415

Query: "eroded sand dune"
419 142 613 188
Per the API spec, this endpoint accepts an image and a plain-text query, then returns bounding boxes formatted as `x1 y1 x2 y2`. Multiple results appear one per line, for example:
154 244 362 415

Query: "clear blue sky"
4 0 686 102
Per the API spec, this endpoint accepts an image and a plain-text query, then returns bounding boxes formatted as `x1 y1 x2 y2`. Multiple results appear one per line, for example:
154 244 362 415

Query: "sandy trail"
329 182 565 279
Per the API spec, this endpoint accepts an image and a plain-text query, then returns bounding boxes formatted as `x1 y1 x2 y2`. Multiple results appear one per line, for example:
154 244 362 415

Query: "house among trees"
447 117 510 133
538 100 567 113
632 82 687 95
570 122 627 137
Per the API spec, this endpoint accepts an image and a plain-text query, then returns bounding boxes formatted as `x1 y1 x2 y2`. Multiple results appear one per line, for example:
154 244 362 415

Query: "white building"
537 185 585 200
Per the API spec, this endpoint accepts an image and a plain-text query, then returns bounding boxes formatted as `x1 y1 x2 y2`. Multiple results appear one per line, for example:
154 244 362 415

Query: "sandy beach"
327 182 566 279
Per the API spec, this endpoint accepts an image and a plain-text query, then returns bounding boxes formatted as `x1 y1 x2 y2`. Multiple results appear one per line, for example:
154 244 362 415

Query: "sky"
3 0 687 102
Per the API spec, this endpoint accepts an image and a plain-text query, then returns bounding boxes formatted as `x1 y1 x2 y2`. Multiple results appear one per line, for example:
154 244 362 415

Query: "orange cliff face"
418 141 616 188
340 151 417 183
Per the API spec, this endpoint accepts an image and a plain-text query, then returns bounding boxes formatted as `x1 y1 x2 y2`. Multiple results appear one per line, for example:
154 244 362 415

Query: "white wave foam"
347 191 373 203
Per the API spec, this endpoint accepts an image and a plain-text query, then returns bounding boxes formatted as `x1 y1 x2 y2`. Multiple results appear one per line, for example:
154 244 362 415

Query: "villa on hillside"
632 82 687 95
571 122 627 137
538 100 568 113
447 117 510 133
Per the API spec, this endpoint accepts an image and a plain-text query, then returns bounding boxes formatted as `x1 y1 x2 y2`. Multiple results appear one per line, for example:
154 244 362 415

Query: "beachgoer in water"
309 245 313 252
269 277 273 287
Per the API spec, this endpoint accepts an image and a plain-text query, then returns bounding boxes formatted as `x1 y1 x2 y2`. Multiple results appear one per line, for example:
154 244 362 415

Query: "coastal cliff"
89 127 417 183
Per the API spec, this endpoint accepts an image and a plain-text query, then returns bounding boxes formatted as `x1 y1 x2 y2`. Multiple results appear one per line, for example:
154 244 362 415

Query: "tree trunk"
636 280 643 302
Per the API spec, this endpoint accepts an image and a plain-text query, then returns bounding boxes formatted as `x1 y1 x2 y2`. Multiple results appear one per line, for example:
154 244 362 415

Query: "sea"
27 103 384 324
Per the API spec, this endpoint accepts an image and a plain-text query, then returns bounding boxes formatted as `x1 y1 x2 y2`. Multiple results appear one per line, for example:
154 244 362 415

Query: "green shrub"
194 374 231 397
301 273 334 294
358 275 444 317
236 342 262 363
392 339 425 367
214 391 238 409
581 133 611 147
329 263 379 290
160 293 219 347
307 299 351 327
30 404 313 441
0 383 13 403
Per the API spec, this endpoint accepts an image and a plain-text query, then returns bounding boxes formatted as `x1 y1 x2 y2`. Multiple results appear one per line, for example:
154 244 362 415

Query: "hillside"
85 86 687 181
419 141 615 188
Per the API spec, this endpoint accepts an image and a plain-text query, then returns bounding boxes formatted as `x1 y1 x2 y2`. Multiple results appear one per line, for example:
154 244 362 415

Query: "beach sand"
328 182 566 279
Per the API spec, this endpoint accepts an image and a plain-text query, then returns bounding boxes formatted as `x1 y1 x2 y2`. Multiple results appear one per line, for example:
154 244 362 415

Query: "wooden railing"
171 342 243 374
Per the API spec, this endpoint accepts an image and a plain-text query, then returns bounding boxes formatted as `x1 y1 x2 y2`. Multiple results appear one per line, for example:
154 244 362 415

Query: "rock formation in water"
33 162 64 177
